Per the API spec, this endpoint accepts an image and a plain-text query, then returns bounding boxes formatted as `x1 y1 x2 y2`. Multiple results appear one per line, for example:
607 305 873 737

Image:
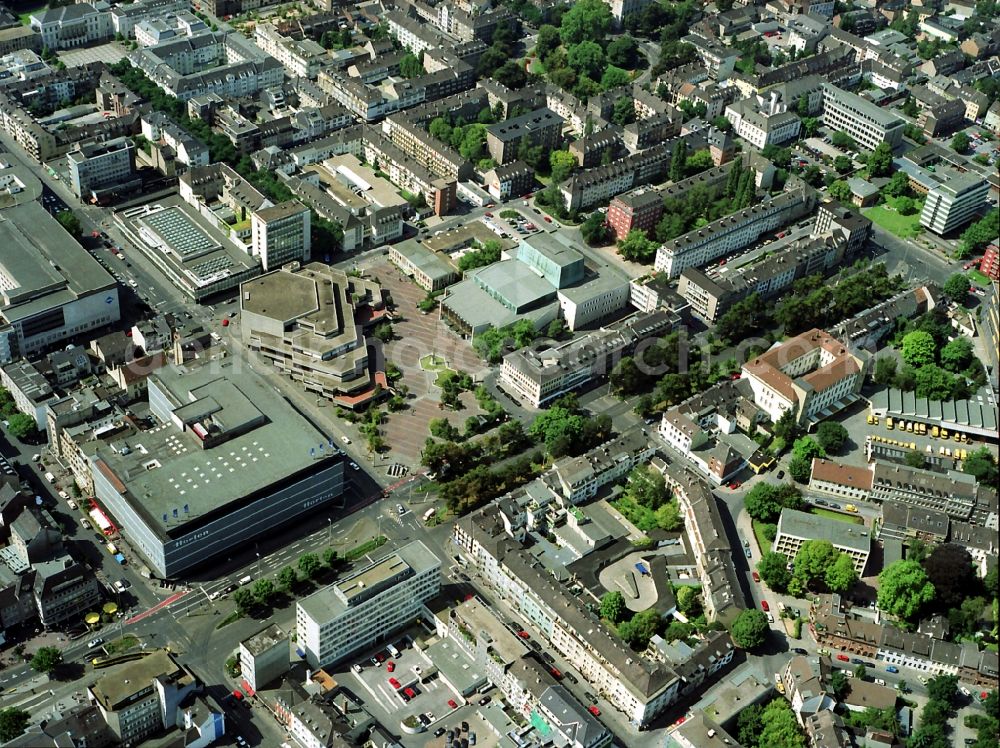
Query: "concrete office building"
498 311 675 407
0 165 120 363
870 461 978 520
250 201 311 271
919 170 991 235
742 328 867 427
88 360 345 578
296 540 440 668
66 137 139 201
240 624 290 692
29 3 112 50
240 263 387 409
820 83 905 151
774 508 871 574
485 108 563 165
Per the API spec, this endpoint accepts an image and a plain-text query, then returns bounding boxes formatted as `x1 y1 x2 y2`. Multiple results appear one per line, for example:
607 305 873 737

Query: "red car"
404 687 416 698
387 661 395 672
752 571 760 583
588 705 601 716
221 318 230 327
485 212 493 217
836 654 850 662
376 652 386 662
543 216 552 223
550 667 562 679
389 677 401 689
448 699 458 709
719 258 727 266
517 631 530 639
761 600 769 612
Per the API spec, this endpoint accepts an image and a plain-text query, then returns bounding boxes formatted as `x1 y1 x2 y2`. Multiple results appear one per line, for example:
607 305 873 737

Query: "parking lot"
346 636 466 730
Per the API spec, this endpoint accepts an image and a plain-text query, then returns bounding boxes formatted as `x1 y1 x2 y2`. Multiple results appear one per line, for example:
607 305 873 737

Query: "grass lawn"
434 368 459 387
809 507 863 525
419 354 448 371
969 269 991 287
105 635 140 656
18 4 45 25
751 518 772 552
863 197 924 239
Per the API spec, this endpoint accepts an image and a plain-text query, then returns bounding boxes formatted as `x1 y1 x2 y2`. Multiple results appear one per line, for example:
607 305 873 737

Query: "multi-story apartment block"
33 555 102 628
66 137 139 201
128 31 284 101
607 189 663 242
724 91 801 149
111 0 189 38
870 461 977 520
383 114 473 181
29 4 112 50
820 83 904 151
0 27 41 57
742 328 867 426
808 459 874 501
485 108 563 165
141 111 210 168
919 169 990 235
240 262 387 408
254 23 327 79
655 186 817 278
482 160 534 200
774 508 871 574
296 541 440 668
249 200 311 271
89 650 200 745
499 311 674 407
980 243 999 281
549 427 656 504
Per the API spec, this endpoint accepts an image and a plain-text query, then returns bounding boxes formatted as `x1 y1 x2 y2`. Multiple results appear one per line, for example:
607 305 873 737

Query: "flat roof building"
821 83 905 151
919 168 990 236
0 164 120 363
774 508 871 574
297 540 440 668
88 359 345 578
66 137 139 202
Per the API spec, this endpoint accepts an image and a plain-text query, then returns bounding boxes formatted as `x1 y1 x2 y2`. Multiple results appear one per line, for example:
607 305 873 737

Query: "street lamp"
327 517 332 543
256 552 261 577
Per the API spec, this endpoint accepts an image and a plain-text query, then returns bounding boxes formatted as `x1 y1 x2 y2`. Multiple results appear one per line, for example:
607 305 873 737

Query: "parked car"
851 658 864 665
761 600 769 612
752 571 760 582
837 654 850 662
793 648 808 655
352 663 362 673
87 638 103 649
448 699 459 709
434 728 447 738
387 661 395 672
478 696 490 706
886 666 899 673
588 705 600 716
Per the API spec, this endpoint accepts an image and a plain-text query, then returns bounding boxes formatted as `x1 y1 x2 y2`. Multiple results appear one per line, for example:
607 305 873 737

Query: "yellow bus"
886 417 894 430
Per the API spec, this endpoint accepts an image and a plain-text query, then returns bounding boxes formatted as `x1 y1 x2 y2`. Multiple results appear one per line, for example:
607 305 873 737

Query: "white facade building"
296 541 440 668
821 83 905 151
919 170 990 235
250 201 311 271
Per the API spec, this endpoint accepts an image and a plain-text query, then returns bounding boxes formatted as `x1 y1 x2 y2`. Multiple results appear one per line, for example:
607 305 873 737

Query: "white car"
349 462 360 471
87 638 103 649
340 435 351 445
352 663 363 673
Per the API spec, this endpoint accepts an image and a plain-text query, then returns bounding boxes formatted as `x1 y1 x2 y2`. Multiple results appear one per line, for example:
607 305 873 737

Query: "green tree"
535 24 561 58
399 52 425 78
757 551 792 591
601 65 631 91
676 586 701 615
959 208 999 257
251 578 274 605
323 547 339 567
882 170 911 198
617 229 658 262
951 131 970 152
896 196 918 215
788 455 812 483
940 336 973 373
792 436 826 462
854 663 868 681
549 150 577 183
792 540 839 590
737 704 765 747
566 40 606 80
867 142 894 177
815 422 848 454
600 590 627 623
298 553 321 579
277 566 297 591
825 553 858 593
684 149 714 176
611 96 636 125
943 273 971 300
581 211 612 246
773 408 802 444
495 61 527 90
926 674 959 706
914 364 957 400
559 0 613 46
963 447 998 485
372 322 393 343
0 708 30 742
730 609 769 649
877 560 935 622
758 699 806 748
901 330 936 368
6 414 37 440
55 210 81 237
834 155 853 173
830 670 850 699
828 179 853 202
607 36 640 68
29 646 62 674
801 116 819 137
872 356 897 385
617 609 663 649
233 587 254 615
831 131 856 149
669 139 689 183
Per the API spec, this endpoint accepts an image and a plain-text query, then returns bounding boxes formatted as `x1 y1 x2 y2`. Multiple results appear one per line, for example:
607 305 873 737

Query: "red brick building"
980 243 999 281
607 189 663 242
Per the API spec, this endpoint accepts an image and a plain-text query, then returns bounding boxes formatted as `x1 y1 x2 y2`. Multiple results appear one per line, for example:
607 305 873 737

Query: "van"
866 414 874 425
906 422 914 433
238 575 253 586
387 643 401 658
68 499 77 510
931 425 939 438
58 490 69 500
44 471 56 484
886 417 894 430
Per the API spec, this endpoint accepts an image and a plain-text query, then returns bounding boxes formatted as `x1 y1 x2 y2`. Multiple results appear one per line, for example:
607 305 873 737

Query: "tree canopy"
0 708 30 743
29 646 62 674
600 590 627 623
731 609 769 649
815 422 848 454
757 551 792 592
922 544 976 611
901 330 937 368
617 229 659 262
744 483 802 524
877 560 935 622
